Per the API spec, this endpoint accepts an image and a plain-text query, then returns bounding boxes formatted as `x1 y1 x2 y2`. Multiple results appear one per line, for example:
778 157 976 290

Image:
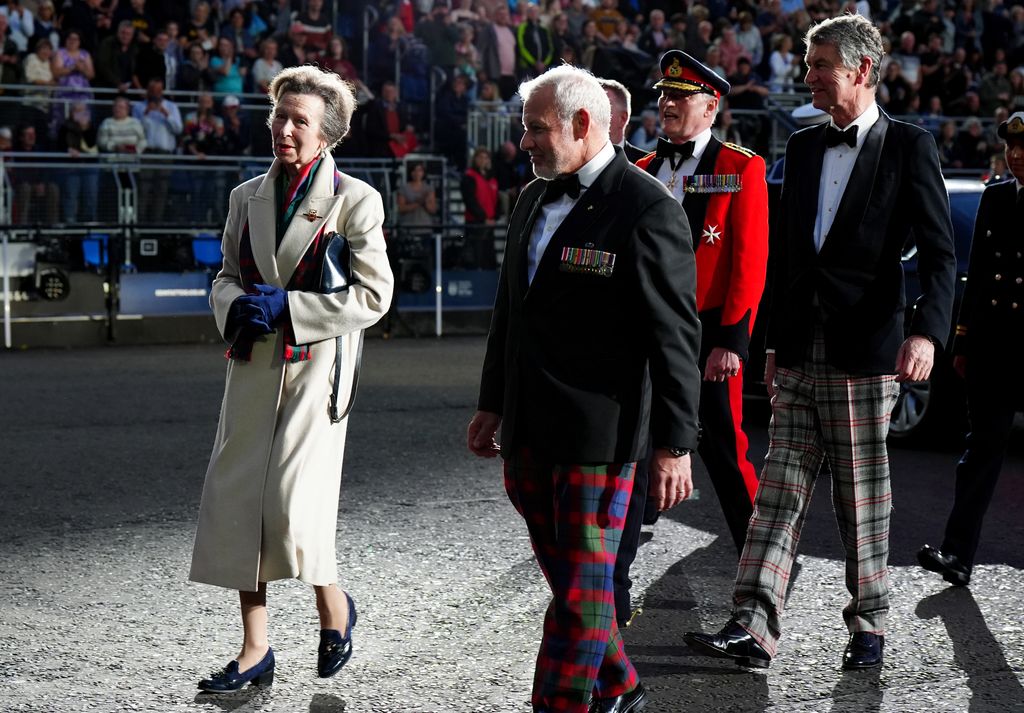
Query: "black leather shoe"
918 545 971 586
683 622 771 669
842 632 883 670
198 648 274 693
318 591 358 678
590 682 648 713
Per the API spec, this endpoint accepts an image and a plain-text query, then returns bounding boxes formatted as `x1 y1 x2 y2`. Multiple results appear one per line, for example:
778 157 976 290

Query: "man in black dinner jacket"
467 64 701 713
684 14 956 672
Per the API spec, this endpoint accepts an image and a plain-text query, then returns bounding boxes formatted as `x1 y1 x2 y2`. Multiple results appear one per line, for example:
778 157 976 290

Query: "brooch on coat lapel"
560 244 616 276
682 174 742 193
304 208 320 222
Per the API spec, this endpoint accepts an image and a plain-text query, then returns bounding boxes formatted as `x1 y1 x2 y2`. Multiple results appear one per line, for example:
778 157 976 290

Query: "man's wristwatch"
665 447 693 457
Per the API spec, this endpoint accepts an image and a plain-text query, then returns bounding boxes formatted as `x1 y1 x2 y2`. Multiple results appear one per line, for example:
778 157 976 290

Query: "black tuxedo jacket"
623 141 647 163
478 148 702 463
766 109 957 374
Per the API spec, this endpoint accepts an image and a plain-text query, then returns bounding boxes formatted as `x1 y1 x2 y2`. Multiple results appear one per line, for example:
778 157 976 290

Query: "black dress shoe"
683 622 771 669
590 682 648 713
918 545 971 586
842 632 883 670
198 648 275 693
318 591 358 678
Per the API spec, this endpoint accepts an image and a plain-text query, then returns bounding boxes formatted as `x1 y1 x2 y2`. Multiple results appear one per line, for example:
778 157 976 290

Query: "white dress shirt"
654 127 713 203
814 103 880 252
527 140 616 284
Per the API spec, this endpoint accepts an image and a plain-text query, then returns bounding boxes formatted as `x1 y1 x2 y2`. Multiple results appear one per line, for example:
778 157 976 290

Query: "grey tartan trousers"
732 332 900 657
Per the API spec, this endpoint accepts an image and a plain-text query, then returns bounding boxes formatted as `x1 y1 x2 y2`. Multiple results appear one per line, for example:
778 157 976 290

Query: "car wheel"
889 381 931 441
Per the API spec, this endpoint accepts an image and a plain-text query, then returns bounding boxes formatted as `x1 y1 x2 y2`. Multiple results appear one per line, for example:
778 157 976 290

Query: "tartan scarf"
227 157 343 363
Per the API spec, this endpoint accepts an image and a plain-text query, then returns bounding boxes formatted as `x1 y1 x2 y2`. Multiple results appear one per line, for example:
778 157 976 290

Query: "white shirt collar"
828 103 880 149
575 140 615 191
690 127 714 161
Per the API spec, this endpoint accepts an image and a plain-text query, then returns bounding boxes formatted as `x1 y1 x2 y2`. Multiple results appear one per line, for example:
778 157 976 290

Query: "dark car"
748 169 985 443
888 177 984 441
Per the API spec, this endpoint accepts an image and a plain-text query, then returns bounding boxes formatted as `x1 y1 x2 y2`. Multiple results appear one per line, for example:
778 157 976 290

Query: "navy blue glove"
232 284 289 334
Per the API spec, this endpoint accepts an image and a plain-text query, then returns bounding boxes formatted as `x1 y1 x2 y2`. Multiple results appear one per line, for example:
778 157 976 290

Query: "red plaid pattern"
504 449 639 713
732 329 900 657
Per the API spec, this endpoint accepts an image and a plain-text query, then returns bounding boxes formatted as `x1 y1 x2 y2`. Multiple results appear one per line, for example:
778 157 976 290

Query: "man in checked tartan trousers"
684 14 956 671
468 64 702 713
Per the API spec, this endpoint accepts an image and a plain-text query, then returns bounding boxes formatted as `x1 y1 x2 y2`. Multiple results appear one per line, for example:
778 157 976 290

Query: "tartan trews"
732 332 899 658
504 449 639 713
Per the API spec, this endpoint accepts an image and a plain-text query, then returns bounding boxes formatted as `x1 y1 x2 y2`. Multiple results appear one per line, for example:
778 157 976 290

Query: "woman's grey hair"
805 13 884 88
518 65 611 135
266 65 357 149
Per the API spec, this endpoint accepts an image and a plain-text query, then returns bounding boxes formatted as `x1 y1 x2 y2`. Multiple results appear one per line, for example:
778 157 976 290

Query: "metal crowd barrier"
0 217 506 348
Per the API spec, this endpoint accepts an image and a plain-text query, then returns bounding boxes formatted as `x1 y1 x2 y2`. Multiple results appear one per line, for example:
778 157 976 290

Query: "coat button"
1017 277 1023 284
987 230 992 237
995 251 1002 258
992 299 999 306
995 274 1002 280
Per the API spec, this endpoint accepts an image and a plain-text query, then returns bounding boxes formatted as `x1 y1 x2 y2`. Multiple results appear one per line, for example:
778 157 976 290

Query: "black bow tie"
542 174 582 203
825 124 858 149
656 138 695 161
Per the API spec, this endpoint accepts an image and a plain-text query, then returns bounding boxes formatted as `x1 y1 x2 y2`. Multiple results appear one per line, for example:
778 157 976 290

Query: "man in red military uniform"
613 50 768 625
635 49 769 553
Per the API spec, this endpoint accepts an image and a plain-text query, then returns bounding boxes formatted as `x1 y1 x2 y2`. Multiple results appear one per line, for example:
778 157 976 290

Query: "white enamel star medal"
703 224 721 245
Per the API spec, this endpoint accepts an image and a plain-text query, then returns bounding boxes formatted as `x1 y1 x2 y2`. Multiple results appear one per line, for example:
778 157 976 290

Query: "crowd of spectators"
0 0 366 222
2 0 1023 226
351 0 1024 226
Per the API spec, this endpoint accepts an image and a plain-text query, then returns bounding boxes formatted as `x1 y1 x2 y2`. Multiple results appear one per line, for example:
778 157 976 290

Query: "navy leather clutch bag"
319 232 354 293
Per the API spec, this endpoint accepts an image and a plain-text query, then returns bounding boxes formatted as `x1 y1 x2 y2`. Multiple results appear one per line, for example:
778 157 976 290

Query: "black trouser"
942 355 1023 570
613 447 652 625
612 338 758 624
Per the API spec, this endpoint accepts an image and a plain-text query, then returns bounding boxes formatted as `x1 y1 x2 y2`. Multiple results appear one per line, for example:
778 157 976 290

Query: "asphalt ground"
1 337 1022 713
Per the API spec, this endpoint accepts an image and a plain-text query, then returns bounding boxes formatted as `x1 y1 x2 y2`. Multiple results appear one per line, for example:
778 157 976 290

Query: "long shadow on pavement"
915 587 1024 713
624 536 770 712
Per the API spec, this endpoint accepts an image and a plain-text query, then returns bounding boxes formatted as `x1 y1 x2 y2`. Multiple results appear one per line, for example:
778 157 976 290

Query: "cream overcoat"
189 154 393 592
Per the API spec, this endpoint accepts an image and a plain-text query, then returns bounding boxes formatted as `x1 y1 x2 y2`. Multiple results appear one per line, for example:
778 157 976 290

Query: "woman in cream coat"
190 65 392 693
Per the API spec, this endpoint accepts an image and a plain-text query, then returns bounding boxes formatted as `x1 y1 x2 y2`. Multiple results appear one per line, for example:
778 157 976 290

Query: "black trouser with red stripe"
613 341 759 625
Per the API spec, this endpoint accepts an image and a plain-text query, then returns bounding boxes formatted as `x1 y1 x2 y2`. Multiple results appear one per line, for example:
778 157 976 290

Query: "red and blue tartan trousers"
504 448 640 713
733 328 900 657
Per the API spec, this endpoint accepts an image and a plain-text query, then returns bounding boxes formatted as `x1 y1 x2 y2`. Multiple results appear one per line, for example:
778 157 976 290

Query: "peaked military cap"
653 50 731 98
998 111 1024 141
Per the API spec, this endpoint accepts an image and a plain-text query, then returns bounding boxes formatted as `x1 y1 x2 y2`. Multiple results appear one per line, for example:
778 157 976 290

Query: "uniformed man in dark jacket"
918 110 1024 586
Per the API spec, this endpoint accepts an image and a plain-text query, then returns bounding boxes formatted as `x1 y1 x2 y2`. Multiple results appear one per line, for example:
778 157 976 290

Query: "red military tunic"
636 137 769 361
636 136 768 540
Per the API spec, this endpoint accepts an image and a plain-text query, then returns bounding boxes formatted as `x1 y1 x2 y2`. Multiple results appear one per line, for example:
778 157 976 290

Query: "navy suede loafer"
318 591 358 678
198 648 275 693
